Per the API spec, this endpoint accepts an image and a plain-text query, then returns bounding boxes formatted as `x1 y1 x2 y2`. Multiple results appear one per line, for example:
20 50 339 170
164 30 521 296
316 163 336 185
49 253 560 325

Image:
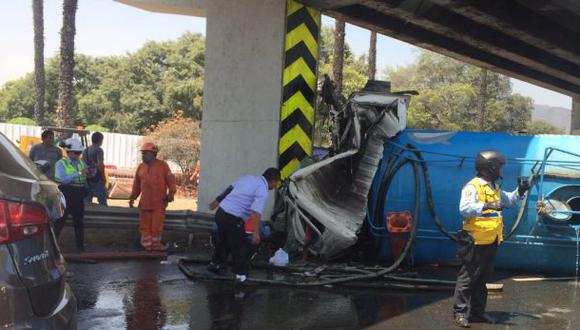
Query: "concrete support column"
572 97 580 135
198 0 287 213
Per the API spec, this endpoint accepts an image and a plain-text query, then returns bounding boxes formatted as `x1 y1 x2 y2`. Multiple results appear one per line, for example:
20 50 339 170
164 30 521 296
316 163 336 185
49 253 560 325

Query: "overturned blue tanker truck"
278 78 580 275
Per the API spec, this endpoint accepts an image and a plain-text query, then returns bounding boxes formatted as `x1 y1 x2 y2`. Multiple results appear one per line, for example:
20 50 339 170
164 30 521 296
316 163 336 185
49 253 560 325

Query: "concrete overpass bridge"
117 0 580 213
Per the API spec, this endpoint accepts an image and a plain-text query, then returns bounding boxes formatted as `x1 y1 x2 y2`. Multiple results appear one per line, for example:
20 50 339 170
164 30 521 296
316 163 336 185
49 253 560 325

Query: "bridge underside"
301 0 580 98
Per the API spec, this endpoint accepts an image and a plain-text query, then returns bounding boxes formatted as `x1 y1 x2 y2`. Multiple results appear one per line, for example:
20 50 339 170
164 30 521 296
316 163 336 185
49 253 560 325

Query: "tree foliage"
85 124 108 132
368 31 377 80
8 117 37 126
145 111 200 174
314 26 369 146
56 0 78 128
318 26 369 98
0 32 205 134
386 50 535 132
332 21 345 95
33 0 45 124
526 120 563 134
0 29 562 141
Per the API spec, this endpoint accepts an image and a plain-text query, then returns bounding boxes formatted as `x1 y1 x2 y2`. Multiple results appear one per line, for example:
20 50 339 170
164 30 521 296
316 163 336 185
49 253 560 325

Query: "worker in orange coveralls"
129 143 177 251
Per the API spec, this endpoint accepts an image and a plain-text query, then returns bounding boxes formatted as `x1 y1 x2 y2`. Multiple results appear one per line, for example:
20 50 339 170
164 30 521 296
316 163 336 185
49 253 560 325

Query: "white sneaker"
235 274 247 283
234 291 246 299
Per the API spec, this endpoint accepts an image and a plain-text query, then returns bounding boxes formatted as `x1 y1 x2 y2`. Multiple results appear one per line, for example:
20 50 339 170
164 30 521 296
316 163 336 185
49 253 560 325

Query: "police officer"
53 138 88 252
453 150 529 327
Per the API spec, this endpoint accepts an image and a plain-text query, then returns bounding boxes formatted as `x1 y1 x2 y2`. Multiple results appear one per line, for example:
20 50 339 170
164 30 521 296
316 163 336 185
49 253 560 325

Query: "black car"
0 131 76 328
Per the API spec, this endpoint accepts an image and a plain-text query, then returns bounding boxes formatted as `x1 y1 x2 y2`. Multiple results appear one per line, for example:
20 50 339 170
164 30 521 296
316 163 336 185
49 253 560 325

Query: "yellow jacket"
462 177 503 245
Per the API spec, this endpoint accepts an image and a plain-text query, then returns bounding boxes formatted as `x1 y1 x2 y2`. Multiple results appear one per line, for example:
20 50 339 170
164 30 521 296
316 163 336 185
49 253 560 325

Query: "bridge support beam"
198 0 287 213
572 97 580 135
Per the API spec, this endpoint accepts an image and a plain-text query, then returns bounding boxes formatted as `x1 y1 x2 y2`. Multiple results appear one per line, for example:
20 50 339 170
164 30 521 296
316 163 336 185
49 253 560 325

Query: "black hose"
368 148 406 231
373 158 414 230
406 144 458 242
179 260 455 291
405 143 531 242
504 172 536 240
359 144 423 275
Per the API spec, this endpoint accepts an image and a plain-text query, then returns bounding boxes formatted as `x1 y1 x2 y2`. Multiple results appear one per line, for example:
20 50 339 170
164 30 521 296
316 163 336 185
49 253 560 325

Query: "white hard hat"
64 138 84 152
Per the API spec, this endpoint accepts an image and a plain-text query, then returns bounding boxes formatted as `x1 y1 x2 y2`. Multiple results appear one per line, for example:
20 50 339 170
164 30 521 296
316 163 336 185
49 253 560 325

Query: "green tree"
56 0 78 129
318 26 368 98
313 26 369 147
85 124 109 132
526 120 563 134
368 31 377 80
146 112 201 174
386 50 533 132
333 20 345 95
77 32 205 133
8 117 37 126
1 32 206 134
0 77 36 121
33 0 45 124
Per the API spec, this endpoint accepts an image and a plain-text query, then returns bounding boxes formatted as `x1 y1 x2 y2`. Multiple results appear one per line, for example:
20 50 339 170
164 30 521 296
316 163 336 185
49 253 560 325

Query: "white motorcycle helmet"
64 138 84 152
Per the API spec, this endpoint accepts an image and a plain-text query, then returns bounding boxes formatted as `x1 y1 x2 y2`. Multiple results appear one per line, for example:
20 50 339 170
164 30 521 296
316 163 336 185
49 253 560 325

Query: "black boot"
470 313 496 324
207 262 226 275
75 225 85 253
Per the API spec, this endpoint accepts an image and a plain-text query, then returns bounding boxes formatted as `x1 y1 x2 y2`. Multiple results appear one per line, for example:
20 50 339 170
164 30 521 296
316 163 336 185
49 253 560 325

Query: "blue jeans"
84 179 107 206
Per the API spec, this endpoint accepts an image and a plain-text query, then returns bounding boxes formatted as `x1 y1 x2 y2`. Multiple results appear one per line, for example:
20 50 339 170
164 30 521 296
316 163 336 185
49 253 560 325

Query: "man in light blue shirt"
207 168 281 283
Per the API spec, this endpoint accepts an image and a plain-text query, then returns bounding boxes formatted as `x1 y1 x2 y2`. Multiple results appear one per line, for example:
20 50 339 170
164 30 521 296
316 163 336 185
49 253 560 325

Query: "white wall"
197 0 286 215
0 123 142 169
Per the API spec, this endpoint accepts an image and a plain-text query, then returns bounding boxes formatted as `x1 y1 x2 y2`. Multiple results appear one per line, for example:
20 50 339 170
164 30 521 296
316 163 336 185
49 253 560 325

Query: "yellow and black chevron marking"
279 1 321 180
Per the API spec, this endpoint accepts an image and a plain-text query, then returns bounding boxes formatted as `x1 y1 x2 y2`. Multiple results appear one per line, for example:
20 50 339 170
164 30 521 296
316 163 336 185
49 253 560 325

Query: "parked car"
0 131 76 329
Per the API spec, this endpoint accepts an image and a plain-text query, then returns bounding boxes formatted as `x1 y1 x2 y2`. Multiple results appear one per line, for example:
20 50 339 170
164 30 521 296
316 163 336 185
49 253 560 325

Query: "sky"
0 1 572 109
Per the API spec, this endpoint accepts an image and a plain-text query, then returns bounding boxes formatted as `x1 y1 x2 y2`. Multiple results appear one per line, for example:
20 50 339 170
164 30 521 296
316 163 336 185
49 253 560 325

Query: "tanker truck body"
281 79 580 275
369 129 580 274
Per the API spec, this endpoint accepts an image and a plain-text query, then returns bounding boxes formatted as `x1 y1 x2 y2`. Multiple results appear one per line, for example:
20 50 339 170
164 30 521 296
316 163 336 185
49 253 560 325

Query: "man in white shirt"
207 168 281 283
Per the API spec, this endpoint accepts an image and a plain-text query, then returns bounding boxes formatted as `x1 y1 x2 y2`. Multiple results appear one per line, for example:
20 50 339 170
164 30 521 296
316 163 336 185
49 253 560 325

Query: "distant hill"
532 104 571 133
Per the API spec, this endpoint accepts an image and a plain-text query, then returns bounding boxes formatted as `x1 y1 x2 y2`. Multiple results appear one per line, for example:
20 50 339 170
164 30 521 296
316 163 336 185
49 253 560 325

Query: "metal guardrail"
81 205 214 232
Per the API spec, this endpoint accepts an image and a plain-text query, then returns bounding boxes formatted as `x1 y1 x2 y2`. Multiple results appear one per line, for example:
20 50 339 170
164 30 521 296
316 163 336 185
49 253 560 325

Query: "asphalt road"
66 257 580 330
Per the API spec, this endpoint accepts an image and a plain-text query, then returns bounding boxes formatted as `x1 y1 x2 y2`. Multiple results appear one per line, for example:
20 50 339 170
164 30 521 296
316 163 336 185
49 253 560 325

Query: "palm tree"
56 0 78 128
333 20 345 96
33 0 45 124
368 31 377 80
478 68 489 128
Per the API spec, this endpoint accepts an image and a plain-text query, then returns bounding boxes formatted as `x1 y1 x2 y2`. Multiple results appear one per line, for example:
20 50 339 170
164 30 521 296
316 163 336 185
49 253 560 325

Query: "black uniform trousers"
54 185 86 250
212 208 250 275
453 240 498 318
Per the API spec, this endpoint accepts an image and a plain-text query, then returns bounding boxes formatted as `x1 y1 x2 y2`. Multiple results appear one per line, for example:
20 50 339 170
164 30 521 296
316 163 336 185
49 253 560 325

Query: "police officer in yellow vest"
53 137 88 252
453 150 529 328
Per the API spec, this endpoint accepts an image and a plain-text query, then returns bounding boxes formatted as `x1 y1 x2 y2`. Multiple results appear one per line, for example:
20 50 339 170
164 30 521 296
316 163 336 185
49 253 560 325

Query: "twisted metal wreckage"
277 77 414 260
181 76 580 287
276 76 580 276
180 78 455 290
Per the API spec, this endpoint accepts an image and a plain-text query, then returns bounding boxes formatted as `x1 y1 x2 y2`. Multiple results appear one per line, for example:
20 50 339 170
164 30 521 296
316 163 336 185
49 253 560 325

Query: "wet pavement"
66 256 580 330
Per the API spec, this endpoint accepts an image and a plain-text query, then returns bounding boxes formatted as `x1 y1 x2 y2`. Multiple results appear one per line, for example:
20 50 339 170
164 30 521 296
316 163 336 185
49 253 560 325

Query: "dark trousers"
85 178 107 206
54 185 86 250
212 208 250 275
453 241 498 317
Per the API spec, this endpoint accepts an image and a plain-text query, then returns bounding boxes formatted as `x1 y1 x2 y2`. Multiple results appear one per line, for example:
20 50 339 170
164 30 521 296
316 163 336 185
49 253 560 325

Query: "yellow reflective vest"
55 157 86 186
462 177 503 245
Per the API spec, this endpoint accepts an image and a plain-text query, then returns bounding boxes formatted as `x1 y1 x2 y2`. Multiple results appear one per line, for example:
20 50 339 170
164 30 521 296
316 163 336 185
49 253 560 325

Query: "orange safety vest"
462 177 503 245
129 159 177 210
